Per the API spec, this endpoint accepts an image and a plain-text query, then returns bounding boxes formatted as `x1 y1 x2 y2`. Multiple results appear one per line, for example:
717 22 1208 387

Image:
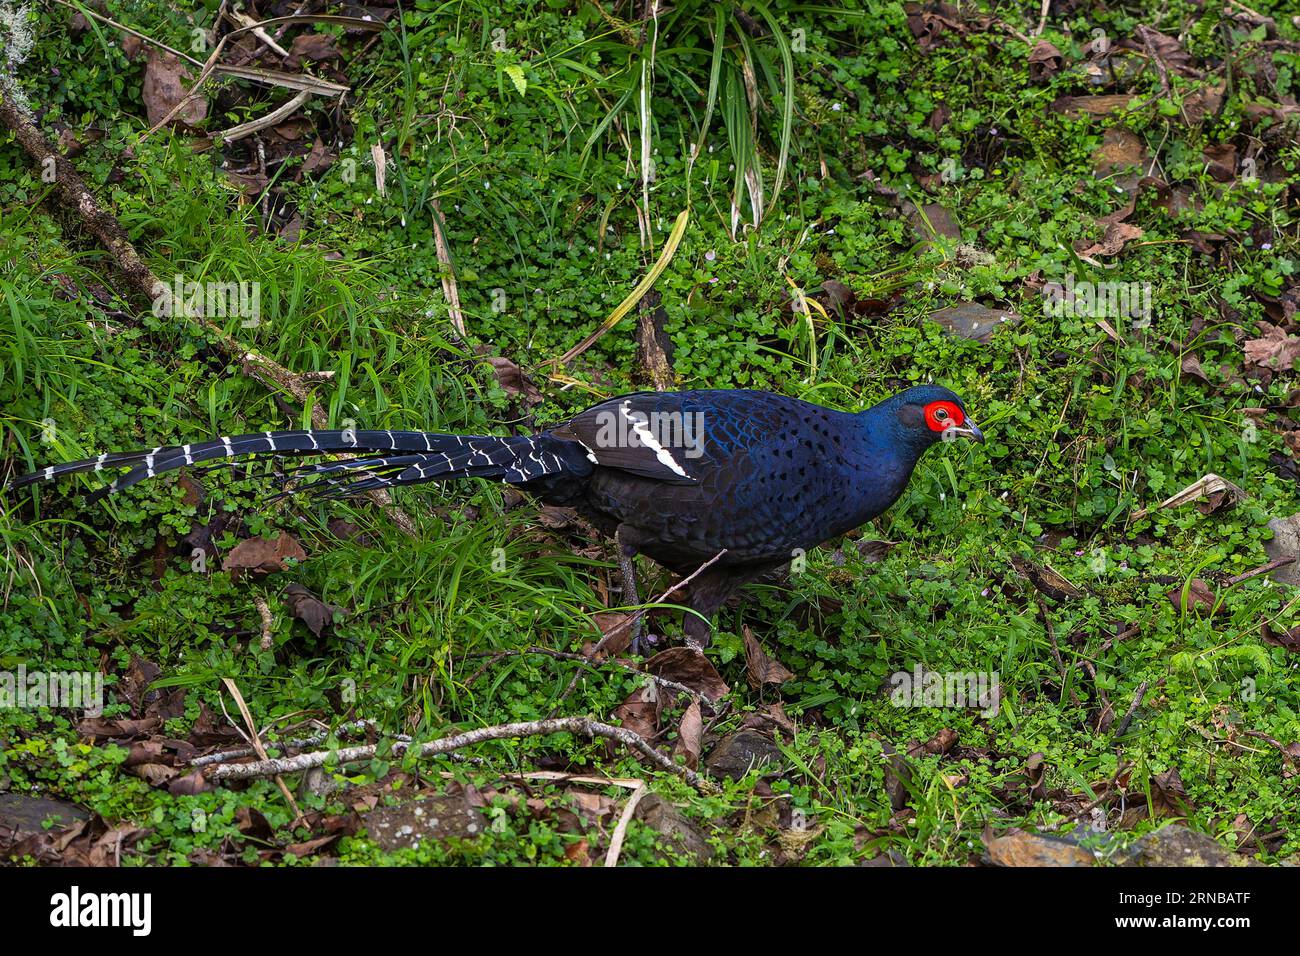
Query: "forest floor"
2 0 1300 866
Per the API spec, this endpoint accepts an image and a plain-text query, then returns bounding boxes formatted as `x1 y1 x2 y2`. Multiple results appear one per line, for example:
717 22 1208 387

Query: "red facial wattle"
923 400 965 432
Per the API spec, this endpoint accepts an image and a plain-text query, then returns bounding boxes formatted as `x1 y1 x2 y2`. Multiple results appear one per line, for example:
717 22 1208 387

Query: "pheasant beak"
946 421 985 444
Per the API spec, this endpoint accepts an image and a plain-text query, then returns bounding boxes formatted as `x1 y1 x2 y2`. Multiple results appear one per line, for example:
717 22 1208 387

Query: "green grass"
1 0 1299 866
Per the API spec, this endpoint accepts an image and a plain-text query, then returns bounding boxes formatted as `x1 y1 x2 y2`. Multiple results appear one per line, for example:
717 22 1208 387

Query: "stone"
1264 513 1300 587
0 793 90 837
1119 824 1250 867
704 729 784 779
636 794 713 864
361 794 486 852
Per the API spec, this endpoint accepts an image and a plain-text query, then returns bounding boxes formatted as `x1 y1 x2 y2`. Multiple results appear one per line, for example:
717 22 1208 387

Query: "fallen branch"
207 715 717 792
0 89 417 537
429 196 466 339
1112 680 1149 738
189 719 386 767
604 781 648 867
221 678 302 821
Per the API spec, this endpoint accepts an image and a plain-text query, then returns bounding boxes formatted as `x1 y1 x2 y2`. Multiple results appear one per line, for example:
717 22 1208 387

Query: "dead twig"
207 716 718 792
1112 680 1149 738
221 678 303 821
429 196 466 339
1036 598 1082 708
604 780 648 867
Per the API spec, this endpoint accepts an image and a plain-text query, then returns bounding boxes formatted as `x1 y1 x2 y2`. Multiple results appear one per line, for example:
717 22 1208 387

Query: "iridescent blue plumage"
10 385 982 647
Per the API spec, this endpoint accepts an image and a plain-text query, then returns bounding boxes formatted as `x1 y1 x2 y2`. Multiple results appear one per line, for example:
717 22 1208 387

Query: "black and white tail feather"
7 429 595 501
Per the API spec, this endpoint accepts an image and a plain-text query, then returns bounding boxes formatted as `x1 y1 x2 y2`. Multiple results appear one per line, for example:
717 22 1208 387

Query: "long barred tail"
7 429 593 501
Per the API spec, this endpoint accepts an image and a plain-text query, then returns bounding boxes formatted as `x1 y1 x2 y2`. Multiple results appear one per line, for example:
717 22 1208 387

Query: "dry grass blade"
219 89 312 142
551 207 690 367
1131 473 1247 520
220 678 302 821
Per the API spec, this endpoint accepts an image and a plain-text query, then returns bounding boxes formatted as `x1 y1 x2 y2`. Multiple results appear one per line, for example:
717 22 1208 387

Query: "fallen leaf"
1168 578 1218 615
290 32 342 61
142 50 208 128
1092 128 1149 176
1202 143 1237 182
674 700 702 770
223 532 307 574
1079 221 1144 257
743 627 794 689
485 357 543 405
927 302 1020 342
1150 768 1195 817
1244 322 1300 372
1261 622 1300 654
924 727 959 755
611 684 659 740
643 647 730 701
1051 94 1139 117
283 583 335 636
1028 40 1064 82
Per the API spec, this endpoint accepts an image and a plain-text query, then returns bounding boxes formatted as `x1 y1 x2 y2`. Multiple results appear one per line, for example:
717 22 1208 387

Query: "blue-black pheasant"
9 385 983 648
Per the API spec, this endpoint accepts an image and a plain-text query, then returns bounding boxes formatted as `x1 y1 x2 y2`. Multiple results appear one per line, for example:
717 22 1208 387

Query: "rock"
0 794 90 837
636 794 713 864
904 202 961 241
1264 513 1300 587
927 302 1020 343
704 729 784 780
1119 824 1250 867
860 849 910 867
361 794 486 852
983 827 1096 866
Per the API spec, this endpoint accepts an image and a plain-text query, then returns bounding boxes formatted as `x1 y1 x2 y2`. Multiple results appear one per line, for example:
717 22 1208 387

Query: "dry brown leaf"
142 50 208 128
1244 322 1300 372
1080 221 1144 257
222 532 307 574
673 700 702 770
743 626 795 689
485 357 543 405
643 647 730 701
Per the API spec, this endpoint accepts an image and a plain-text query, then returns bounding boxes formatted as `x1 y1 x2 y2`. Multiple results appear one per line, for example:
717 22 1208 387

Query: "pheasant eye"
923 401 964 432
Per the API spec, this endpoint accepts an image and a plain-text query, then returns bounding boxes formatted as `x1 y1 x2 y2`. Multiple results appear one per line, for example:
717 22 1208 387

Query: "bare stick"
189 719 385 767
429 196 466 338
221 678 302 820
1112 680 1149 738
208 715 717 792
1225 556 1295 587
604 781 648 867
1036 598 1082 708
0 90 417 537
